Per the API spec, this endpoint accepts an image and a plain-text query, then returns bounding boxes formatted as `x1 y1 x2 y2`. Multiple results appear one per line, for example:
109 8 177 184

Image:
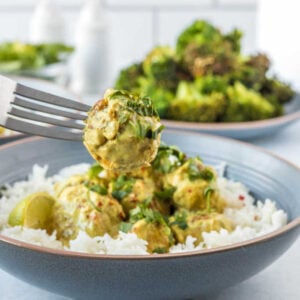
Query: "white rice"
0 164 288 255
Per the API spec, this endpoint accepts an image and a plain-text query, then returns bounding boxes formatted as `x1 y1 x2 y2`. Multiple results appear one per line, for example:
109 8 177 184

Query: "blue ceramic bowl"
0 131 299 300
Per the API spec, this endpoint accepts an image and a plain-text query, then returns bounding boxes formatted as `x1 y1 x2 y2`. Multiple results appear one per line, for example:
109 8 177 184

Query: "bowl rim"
0 131 23 140
162 95 300 131
0 133 299 260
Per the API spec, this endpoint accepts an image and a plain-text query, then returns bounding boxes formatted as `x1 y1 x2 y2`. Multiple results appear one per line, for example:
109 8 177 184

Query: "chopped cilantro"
170 211 188 230
118 111 130 125
133 121 164 140
84 178 108 196
111 175 135 201
187 159 215 181
89 184 108 195
119 222 133 233
126 96 159 117
154 186 176 201
129 204 167 225
88 163 103 179
108 90 159 117
152 144 186 173
134 120 149 139
203 186 214 213
153 247 167 254
144 124 164 139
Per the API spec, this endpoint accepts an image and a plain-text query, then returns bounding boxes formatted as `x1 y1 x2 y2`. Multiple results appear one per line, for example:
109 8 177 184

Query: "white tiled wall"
0 0 258 83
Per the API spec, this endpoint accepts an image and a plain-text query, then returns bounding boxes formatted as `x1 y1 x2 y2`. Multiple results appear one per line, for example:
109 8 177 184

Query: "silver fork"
0 75 91 141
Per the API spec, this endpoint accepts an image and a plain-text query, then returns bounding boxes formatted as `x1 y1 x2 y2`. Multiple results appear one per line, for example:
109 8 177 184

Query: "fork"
0 75 91 141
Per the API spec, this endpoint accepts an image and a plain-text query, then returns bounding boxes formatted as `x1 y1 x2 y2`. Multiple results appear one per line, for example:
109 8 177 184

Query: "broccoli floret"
176 20 239 78
112 19 295 123
194 75 228 94
260 77 295 104
222 82 278 122
176 20 223 57
114 62 144 92
142 46 181 91
138 77 175 117
0 41 73 72
223 28 243 54
228 53 270 91
166 81 227 122
35 43 74 65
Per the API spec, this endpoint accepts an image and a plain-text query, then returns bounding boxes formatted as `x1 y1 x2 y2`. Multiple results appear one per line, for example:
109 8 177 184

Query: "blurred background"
0 0 299 102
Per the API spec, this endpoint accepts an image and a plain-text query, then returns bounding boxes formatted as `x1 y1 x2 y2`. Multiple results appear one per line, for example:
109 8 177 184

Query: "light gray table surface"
0 120 300 300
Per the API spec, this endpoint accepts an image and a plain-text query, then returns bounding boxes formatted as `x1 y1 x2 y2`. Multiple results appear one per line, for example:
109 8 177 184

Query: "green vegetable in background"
223 82 277 122
142 46 180 91
167 81 227 122
114 19 295 123
115 62 144 92
176 20 240 77
0 41 74 72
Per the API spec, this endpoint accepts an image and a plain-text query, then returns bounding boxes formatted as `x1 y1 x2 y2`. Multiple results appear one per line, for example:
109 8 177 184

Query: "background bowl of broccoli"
0 41 74 80
115 20 299 139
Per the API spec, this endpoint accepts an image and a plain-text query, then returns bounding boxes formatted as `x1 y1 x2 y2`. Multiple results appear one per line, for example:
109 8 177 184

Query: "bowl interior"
0 131 299 222
0 131 300 300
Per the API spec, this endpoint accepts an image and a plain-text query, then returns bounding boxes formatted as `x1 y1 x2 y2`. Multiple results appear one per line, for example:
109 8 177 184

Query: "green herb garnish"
108 90 159 117
187 159 215 181
152 144 186 173
88 163 103 179
170 210 188 230
89 184 108 195
129 204 167 225
133 121 164 140
153 247 167 254
203 186 214 213
154 186 176 201
119 222 133 233
111 175 135 201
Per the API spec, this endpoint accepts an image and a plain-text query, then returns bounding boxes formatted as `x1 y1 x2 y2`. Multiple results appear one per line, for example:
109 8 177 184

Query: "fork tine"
5 117 83 141
15 83 91 112
8 107 85 130
12 96 88 121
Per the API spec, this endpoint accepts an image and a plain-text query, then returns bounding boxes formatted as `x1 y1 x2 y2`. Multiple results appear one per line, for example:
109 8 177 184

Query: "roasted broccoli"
228 53 270 91
142 46 181 91
0 41 73 72
222 82 277 122
138 77 175 117
113 19 295 123
260 77 295 104
176 20 239 77
194 75 228 94
176 20 223 57
114 62 144 92
166 81 227 122
223 28 243 54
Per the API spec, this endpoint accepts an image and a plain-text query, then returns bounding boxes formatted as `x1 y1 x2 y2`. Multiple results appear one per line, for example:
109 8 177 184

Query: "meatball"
83 89 163 172
170 210 234 245
109 167 171 216
53 175 125 244
166 157 225 212
131 219 174 253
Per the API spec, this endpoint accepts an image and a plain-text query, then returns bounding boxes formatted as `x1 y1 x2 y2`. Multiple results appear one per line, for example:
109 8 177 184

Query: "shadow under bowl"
0 131 299 300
